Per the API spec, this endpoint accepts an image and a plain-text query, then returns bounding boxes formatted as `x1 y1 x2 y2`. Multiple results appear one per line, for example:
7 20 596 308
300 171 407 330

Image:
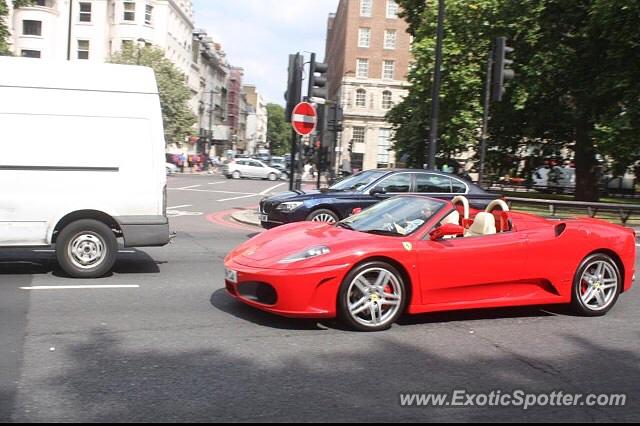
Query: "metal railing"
505 197 640 225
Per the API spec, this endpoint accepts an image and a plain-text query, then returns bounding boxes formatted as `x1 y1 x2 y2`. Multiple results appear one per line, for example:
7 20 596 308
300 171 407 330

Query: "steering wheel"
485 199 511 232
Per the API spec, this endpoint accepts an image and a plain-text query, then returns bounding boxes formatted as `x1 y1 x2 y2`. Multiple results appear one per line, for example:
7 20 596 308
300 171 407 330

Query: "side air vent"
555 223 567 237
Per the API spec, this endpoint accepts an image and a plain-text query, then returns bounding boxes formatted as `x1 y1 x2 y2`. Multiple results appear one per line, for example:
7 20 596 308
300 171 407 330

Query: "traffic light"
491 37 515 102
307 53 328 101
285 53 303 122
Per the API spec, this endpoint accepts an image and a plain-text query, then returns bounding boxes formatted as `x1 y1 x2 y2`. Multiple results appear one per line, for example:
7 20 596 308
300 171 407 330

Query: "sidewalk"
231 209 261 227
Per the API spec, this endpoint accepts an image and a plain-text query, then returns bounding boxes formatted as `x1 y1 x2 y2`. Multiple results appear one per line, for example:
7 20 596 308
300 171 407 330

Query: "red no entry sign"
291 102 317 136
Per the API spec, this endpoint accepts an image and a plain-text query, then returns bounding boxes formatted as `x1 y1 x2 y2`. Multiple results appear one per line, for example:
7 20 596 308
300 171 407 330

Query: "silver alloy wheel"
232 171 241 179
268 173 277 181
311 212 337 223
347 267 402 328
67 233 107 270
579 260 619 311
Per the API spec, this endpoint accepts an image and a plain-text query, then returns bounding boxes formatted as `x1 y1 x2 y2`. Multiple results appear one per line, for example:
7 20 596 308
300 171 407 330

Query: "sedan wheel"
306 209 339 224
571 254 621 316
338 262 406 331
232 171 241 179
268 172 277 181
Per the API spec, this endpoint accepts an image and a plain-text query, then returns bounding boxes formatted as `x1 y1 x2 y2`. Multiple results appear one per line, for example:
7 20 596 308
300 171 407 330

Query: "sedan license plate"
225 268 238 283
259 214 269 222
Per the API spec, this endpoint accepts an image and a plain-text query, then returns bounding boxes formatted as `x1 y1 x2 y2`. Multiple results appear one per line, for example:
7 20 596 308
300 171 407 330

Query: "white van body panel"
0 58 169 247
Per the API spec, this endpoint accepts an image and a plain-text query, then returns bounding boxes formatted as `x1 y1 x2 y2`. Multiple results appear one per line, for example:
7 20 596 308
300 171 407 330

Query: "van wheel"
56 220 118 278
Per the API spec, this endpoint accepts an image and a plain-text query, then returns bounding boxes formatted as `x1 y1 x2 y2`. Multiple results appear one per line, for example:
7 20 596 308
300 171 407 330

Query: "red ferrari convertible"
224 195 635 331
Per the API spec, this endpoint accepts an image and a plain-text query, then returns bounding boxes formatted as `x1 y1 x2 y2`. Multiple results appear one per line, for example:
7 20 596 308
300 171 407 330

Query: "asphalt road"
1 174 639 422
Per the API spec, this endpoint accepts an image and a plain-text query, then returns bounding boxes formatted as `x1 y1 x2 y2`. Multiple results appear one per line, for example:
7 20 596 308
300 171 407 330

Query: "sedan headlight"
276 201 303 212
278 246 331 264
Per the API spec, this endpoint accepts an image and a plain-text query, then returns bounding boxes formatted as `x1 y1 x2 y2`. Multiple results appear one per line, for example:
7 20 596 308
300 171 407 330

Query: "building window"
360 0 372 17
123 1 135 21
21 49 41 58
384 30 397 49
79 2 92 22
377 129 392 167
145 4 153 25
352 126 366 146
22 20 42 36
77 40 90 60
356 58 369 78
382 91 393 109
383 60 395 80
355 89 367 107
386 0 399 18
358 28 371 48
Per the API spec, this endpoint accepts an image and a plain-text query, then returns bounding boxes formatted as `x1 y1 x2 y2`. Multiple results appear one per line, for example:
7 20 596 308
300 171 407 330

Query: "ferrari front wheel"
338 261 406 331
571 254 621 316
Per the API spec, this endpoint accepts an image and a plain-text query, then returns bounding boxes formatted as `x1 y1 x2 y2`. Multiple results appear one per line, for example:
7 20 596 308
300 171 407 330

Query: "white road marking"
260 183 286 195
175 184 202 190
20 285 140 290
207 181 227 185
32 249 137 253
167 204 192 210
217 194 261 202
168 188 255 195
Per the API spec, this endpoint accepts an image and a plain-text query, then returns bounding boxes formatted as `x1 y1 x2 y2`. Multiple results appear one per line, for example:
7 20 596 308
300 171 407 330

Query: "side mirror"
430 224 465 241
370 186 386 197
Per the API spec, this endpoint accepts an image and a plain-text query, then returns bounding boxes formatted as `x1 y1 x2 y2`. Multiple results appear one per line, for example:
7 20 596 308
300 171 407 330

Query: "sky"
193 0 341 106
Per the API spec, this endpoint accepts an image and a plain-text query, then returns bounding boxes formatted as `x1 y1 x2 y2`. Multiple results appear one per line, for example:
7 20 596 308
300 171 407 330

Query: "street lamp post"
427 0 445 170
66 0 73 60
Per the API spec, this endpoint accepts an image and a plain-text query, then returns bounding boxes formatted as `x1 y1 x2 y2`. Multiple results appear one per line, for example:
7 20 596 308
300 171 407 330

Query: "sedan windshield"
338 197 446 236
330 170 386 191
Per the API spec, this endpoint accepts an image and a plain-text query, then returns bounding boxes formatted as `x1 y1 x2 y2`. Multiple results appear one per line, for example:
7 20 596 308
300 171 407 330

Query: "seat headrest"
469 212 496 236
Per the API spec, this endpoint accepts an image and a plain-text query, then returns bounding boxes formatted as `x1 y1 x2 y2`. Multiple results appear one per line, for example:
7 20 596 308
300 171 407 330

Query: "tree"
266 103 292 155
1 0 32 55
390 0 640 201
110 45 196 146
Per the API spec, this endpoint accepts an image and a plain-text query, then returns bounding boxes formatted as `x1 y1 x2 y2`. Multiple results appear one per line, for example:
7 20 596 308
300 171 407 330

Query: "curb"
230 209 261 227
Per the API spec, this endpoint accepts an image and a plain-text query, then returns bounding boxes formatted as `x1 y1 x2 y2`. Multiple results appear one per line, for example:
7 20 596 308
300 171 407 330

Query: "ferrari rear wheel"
338 261 406 331
571 254 621 316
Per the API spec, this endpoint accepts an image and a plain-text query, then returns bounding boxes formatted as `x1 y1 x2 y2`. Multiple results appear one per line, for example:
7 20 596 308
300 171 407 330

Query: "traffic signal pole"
478 53 493 187
427 0 445 170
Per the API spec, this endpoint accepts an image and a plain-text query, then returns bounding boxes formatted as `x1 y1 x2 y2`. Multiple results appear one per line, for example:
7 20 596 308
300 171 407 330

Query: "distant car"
226 195 635 331
532 165 575 193
259 169 496 229
269 156 289 179
166 162 179 175
222 158 282 181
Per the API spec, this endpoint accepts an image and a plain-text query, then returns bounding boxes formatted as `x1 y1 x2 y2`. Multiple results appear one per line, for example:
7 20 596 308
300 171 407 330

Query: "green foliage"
110 45 196 145
266 103 292 156
390 0 640 200
1 1 33 55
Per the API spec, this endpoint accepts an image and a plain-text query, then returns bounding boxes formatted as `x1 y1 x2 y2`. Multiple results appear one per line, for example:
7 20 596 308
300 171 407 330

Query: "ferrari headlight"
276 202 303 212
278 246 331 264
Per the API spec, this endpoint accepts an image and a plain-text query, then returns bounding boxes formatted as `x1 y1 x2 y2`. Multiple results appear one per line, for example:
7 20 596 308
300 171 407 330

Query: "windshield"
330 170 386 191
338 197 446 236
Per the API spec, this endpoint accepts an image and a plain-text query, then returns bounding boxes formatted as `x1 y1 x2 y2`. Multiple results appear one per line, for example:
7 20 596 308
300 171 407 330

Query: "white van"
0 57 170 278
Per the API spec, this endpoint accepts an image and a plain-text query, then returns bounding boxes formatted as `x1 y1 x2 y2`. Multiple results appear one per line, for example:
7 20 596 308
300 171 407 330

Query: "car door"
416 231 527 306
249 160 267 178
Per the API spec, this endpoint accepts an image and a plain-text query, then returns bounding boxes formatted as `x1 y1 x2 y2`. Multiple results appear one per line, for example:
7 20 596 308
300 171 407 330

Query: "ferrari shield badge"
402 242 413 251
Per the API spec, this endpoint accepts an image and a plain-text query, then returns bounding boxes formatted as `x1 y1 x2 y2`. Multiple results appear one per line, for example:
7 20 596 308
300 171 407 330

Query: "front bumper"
224 258 346 318
258 206 309 229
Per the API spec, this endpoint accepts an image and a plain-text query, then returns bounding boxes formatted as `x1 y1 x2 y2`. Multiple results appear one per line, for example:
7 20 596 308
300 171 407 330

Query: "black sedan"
258 169 496 229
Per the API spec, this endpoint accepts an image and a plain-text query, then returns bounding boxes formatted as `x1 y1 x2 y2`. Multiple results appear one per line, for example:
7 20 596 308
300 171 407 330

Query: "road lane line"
168 188 256 195
175 184 202 190
207 181 227 185
217 194 260 202
20 285 140 290
167 204 192 209
260 183 286 195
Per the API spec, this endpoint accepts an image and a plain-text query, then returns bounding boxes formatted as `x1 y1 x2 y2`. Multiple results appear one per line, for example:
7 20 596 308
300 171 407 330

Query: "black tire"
306 209 339 223
338 261 407 332
55 219 118 278
570 253 622 316
225 174 233 179
232 171 241 179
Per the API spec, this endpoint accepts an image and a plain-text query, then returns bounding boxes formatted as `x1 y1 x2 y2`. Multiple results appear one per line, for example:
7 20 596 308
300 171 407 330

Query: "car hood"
226 221 379 268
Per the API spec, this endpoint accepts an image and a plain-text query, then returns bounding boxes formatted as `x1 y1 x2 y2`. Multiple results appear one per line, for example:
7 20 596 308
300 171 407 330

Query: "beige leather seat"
441 210 460 226
464 212 496 237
